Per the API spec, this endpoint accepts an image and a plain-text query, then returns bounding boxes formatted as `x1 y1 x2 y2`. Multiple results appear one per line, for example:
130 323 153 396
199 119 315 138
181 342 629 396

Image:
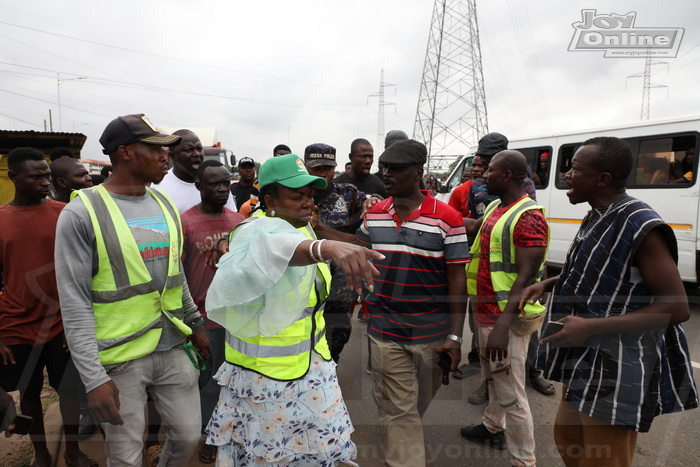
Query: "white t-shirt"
156 170 238 214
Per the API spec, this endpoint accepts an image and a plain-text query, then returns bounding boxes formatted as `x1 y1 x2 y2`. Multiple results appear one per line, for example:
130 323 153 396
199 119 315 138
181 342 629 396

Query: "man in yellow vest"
460 150 549 467
55 114 210 467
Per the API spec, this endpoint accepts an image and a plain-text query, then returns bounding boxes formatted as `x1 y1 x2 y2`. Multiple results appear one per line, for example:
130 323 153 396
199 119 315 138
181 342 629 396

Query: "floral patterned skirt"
205 353 357 466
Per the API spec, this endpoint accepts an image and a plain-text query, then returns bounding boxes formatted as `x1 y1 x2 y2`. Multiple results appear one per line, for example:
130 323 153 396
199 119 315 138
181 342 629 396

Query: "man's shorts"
0 333 82 394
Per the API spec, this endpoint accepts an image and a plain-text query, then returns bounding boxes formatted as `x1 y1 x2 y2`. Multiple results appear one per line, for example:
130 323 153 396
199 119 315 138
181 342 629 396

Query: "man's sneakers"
460 423 507 450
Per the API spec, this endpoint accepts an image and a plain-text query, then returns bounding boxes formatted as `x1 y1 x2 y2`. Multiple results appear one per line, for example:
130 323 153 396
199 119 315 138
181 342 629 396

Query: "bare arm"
542 229 689 347
289 239 385 294
486 246 546 361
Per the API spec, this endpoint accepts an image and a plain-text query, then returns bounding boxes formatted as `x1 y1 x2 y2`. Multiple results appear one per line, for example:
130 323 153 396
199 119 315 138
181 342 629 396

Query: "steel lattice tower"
414 0 488 172
369 69 395 151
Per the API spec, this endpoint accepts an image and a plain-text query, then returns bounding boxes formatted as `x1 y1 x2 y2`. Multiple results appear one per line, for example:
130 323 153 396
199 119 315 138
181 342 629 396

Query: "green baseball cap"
258 153 327 191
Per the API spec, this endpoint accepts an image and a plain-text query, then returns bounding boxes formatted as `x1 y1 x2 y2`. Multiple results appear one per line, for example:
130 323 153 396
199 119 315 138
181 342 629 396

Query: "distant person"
50 157 93 203
181 160 244 464
237 145 292 217
525 137 699 466
49 146 76 162
90 174 106 185
335 138 386 198
230 157 258 209
674 146 695 183
56 114 209 466
447 158 484 236
344 161 352 175
532 152 550 187
100 164 113 180
273 144 292 157
1 147 95 467
157 129 237 213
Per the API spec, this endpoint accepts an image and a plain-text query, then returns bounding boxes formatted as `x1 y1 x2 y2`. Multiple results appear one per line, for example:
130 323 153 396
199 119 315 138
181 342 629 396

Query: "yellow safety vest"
75 185 191 365
467 196 548 316
224 217 332 381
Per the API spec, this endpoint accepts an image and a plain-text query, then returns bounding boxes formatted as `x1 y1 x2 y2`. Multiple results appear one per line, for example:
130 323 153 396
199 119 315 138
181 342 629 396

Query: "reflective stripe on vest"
76 185 189 365
468 197 548 316
224 218 332 380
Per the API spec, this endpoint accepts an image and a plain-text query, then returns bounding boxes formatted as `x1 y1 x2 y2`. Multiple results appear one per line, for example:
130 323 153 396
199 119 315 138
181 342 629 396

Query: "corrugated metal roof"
0 130 87 155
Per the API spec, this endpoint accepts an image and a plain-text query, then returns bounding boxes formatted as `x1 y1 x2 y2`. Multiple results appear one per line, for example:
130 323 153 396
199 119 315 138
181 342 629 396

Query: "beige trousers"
369 334 443 467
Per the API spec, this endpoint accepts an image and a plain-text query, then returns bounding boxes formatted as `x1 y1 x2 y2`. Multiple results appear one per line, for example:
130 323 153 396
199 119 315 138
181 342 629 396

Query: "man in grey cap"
356 139 469 467
55 114 210 466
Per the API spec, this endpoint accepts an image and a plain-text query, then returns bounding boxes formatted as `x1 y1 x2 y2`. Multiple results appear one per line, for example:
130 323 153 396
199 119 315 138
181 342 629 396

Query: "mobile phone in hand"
436 352 451 386
9 414 33 435
542 321 565 339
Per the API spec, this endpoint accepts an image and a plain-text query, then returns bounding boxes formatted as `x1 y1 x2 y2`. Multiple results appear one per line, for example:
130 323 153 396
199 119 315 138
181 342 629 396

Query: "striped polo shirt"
356 190 469 343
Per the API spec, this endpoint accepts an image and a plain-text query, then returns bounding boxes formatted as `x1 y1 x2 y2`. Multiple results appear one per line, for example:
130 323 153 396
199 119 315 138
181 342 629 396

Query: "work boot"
460 423 507 450
468 380 488 405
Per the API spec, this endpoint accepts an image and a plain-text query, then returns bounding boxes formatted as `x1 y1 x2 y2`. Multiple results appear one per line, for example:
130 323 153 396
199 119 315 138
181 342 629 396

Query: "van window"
554 133 698 189
626 134 697 186
512 146 553 188
556 144 577 189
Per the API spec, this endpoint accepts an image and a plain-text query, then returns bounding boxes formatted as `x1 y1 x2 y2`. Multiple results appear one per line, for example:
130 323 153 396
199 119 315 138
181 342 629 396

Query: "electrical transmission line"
414 0 488 172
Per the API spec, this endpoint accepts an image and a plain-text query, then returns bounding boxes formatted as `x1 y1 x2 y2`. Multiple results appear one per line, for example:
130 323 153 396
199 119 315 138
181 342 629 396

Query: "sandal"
146 445 163 467
529 375 556 395
199 443 218 464
453 364 480 380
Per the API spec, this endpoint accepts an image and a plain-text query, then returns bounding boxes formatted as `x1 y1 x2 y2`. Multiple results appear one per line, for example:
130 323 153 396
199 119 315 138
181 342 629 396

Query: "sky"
1 0 698 169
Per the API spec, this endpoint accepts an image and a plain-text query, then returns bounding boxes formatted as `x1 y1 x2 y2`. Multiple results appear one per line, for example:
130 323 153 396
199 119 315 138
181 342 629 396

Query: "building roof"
0 130 87 155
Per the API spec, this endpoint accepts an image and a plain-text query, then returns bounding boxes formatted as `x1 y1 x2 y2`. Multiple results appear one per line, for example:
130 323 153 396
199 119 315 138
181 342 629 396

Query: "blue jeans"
101 346 201 467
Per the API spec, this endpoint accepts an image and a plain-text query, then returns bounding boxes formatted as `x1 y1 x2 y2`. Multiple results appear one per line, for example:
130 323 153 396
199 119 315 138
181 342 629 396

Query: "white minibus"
436 117 700 282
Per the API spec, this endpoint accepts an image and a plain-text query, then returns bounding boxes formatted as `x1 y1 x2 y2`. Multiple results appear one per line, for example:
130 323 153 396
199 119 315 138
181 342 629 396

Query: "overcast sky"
1 0 698 168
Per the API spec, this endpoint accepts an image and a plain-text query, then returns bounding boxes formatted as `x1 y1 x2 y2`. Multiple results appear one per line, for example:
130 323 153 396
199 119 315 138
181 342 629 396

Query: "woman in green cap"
205 154 382 466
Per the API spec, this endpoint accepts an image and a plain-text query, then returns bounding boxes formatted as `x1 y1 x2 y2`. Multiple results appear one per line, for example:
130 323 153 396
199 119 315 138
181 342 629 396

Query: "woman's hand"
321 241 385 294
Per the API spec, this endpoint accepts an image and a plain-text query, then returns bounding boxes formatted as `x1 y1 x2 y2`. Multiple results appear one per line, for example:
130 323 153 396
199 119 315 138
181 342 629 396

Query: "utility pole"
414 0 488 172
368 69 396 151
57 73 87 131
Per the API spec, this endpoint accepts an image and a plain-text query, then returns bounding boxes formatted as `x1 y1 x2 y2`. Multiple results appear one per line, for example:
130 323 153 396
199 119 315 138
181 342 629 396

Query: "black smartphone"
9 414 33 435
542 321 565 339
436 352 451 386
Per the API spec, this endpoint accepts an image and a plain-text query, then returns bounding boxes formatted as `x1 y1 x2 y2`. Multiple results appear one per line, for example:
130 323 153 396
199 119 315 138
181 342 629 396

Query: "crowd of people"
0 113 698 467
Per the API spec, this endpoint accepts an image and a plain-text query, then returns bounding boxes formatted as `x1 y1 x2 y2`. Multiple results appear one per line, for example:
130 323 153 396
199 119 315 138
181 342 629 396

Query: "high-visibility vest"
467 196 548 316
75 185 191 365
224 217 332 381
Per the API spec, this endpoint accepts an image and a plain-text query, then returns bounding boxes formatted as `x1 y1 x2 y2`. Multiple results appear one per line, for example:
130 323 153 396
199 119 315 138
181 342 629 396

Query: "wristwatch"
446 334 463 344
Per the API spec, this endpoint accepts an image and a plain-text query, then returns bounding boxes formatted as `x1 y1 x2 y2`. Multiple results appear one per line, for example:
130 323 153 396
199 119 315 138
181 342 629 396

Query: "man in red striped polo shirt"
356 139 469 467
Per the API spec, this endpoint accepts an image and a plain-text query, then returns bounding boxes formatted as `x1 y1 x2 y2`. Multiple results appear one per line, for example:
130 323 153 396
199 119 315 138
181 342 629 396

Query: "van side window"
626 134 698 187
512 146 553 188
555 144 580 189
